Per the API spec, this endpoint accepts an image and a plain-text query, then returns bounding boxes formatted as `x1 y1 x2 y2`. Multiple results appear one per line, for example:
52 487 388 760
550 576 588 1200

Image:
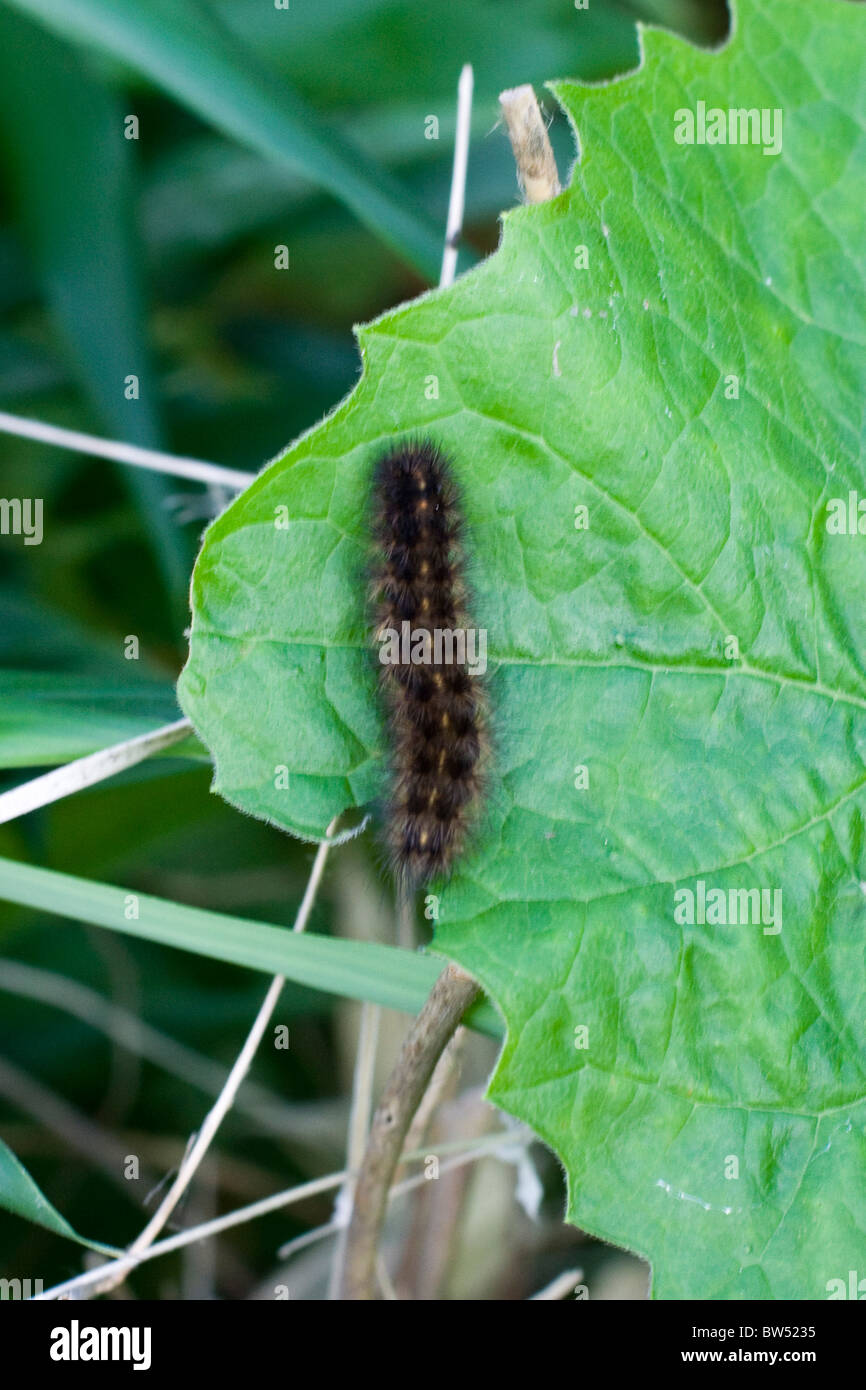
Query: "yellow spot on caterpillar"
419 830 428 847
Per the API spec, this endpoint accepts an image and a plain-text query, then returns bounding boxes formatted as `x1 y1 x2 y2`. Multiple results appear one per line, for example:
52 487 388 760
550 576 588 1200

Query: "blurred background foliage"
0 0 727 1299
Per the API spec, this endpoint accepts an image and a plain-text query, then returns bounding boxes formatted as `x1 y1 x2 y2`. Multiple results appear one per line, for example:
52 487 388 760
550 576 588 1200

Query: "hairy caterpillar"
371 440 487 886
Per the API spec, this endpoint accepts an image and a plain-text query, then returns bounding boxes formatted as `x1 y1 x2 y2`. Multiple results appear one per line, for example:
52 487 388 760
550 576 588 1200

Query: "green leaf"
178 0 866 1298
0 0 448 282
0 857 502 1037
0 1136 120 1256
0 672 205 768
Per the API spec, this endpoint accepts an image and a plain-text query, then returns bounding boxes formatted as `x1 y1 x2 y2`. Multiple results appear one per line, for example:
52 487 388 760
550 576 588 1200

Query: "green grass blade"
0 672 206 768
0 0 450 281
0 1137 121 1256
0 7 189 624
0 857 502 1036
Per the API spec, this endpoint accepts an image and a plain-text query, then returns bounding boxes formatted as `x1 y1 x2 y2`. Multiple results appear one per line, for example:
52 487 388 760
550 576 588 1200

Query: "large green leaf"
178 0 866 1298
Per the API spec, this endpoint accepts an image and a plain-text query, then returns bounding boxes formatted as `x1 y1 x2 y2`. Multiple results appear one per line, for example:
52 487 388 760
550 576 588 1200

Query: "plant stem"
339 963 480 1299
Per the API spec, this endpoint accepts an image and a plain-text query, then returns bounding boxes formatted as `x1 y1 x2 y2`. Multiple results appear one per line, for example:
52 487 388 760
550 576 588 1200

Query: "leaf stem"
339 963 480 1299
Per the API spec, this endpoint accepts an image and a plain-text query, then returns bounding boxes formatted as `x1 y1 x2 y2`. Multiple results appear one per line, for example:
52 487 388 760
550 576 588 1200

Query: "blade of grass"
0 671 206 768
1 0 452 282
0 8 189 625
0 1136 121 1257
0 856 502 1037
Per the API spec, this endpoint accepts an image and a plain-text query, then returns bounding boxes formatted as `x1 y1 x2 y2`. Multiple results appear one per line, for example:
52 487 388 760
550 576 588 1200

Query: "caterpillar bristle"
370 440 487 888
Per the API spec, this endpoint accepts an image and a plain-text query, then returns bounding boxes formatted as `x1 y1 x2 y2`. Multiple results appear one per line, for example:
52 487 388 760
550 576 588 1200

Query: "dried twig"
0 718 193 825
56 819 340 1299
530 1268 585 1301
37 1127 527 1300
0 409 253 490
339 964 480 1299
327 1000 381 1298
499 85 561 204
440 64 474 287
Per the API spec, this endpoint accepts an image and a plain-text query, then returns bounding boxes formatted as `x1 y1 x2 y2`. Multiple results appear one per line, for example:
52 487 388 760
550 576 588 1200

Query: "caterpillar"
370 440 487 887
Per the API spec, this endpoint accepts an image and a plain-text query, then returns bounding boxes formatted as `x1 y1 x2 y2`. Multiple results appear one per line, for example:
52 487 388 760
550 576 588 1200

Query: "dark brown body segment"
371 441 486 886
